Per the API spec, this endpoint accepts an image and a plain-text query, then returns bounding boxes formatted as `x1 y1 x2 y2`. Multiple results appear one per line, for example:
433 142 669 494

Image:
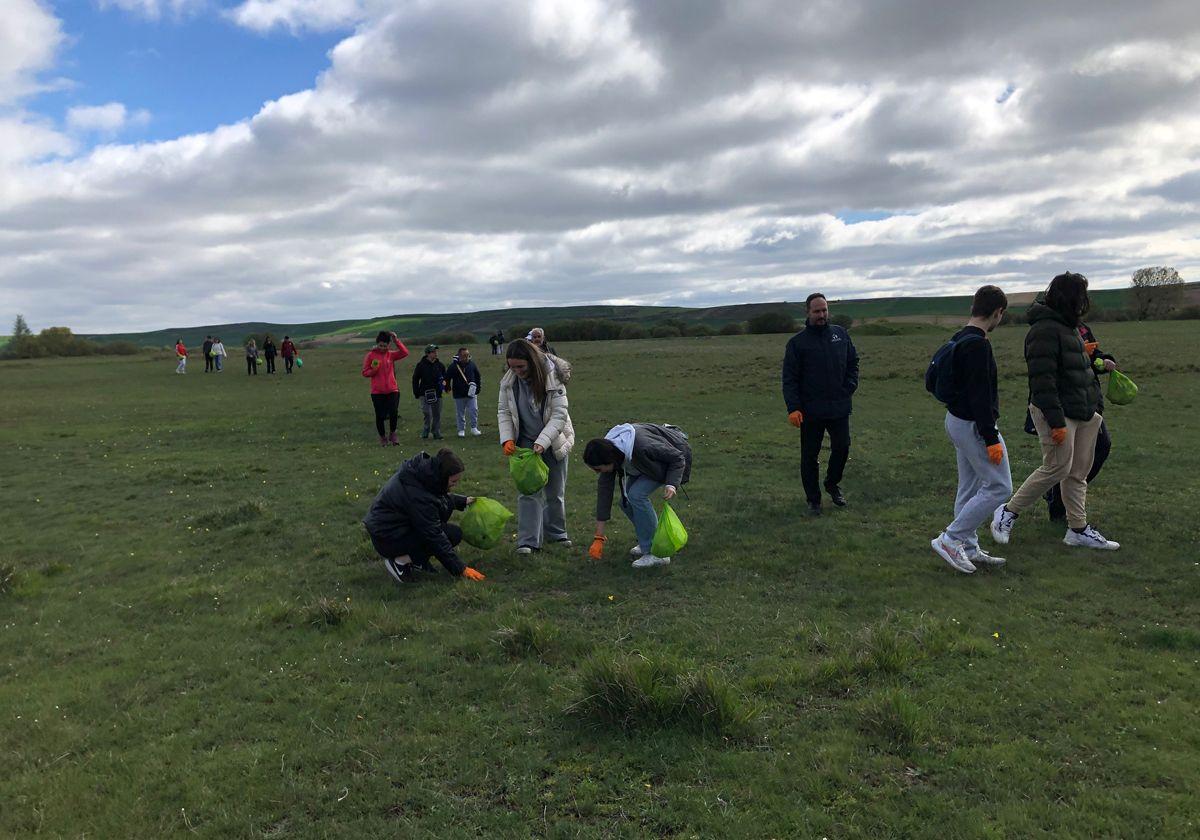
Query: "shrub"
683 323 716 337
650 325 681 338
618 324 648 340
425 332 479 347
830 313 853 329
1170 304 1200 320
96 341 142 355
718 322 746 336
746 311 796 334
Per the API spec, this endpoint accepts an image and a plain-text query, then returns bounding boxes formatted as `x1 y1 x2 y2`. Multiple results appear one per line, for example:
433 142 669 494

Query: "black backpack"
925 333 982 403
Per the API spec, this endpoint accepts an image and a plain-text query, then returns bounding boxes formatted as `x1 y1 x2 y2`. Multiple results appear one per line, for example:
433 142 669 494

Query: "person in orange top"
362 330 410 446
174 339 188 374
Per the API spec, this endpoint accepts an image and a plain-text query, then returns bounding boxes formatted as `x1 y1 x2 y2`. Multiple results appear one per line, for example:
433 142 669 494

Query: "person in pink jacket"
362 330 410 446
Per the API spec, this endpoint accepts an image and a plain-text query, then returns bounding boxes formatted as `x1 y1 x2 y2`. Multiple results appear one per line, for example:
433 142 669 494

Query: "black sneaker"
382 558 413 584
421 431 430 439
807 502 823 517
825 484 846 507
411 557 438 575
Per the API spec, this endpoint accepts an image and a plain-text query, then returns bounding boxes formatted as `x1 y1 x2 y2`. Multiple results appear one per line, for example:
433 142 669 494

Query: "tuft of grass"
193 499 268 530
303 596 351 628
0 564 15 596
858 689 930 755
494 616 560 661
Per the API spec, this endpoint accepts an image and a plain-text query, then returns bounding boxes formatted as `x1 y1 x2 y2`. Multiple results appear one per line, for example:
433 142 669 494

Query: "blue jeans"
944 413 1012 553
454 396 478 432
620 475 663 554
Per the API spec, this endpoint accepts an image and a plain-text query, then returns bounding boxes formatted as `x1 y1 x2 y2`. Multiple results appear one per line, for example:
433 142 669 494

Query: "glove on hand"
987 443 1004 465
1050 427 1067 446
502 440 516 457
588 536 606 561
788 410 804 428
462 567 486 581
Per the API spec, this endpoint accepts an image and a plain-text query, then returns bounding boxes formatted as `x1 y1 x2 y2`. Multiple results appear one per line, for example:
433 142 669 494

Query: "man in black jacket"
930 285 1012 574
446 347 483 437
362 449 485 583
781 293 860 515
412 344 447 440
202 336 214 373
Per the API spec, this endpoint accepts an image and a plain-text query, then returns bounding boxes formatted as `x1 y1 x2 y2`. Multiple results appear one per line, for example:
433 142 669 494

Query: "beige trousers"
1008 405 1101 529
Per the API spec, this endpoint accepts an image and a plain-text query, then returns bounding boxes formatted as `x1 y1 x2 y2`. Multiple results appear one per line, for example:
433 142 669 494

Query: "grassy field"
2 323 1199 837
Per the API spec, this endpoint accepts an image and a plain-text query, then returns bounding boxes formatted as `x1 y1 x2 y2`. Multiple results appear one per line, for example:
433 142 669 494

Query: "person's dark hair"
505 339 548 404
805 292 827 311
283 335 289 340
376 330 390 344
583 438 624 468
435 448 465 488
457 347 467 354
971 285 1008 318
1044 272 1090 323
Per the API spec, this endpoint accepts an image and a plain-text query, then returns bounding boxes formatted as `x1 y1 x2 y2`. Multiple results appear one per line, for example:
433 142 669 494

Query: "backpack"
925 332 982 403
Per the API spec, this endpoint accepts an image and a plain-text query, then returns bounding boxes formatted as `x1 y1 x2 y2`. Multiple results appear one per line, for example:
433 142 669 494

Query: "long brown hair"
1045 272 1090 325
506 338 548 404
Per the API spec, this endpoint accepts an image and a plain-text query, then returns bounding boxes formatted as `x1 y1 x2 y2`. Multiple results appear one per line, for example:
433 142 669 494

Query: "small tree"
1131 266 1184 320
5 314 34 357
746 311 796 334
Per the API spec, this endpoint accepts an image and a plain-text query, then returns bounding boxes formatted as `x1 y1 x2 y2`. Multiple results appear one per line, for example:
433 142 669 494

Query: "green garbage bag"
1107 370 1138 405
650 502 688 558
461 497 514 549
509 447 550 495
255 356 264 366
295 357 304 368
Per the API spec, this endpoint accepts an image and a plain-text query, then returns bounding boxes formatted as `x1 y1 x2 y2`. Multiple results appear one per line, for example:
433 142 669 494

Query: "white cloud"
97 0 208 19
228 0 379 33
66 102 151 133
0 0 65 104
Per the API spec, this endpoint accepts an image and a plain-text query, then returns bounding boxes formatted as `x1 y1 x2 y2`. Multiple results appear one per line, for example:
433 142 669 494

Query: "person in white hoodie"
497 339 575 555
210 337 227 372
582 423 692 568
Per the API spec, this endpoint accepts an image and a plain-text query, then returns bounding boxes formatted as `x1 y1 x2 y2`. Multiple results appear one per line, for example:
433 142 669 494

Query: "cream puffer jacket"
497 362 575 462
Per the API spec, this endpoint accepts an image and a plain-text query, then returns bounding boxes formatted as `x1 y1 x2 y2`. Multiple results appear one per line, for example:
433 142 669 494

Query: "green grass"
2 323 1200 836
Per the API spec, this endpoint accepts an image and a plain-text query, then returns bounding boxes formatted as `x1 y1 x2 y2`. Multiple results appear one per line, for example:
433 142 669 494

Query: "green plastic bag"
1107 370 1138 405
255 356 264 365
509 447 550 495
650 502 688 557
295 357 304 368
461 497 514 549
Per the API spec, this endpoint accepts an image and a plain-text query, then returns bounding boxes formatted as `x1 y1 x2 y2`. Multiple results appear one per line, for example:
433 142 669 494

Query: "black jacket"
595 424 692 521
202 340 213 356
263 340 277 358
781 322 860 419
362 453 468 574
1024 302 1101 427
945 326 1000 446
412 358 447 399
446 359 482 398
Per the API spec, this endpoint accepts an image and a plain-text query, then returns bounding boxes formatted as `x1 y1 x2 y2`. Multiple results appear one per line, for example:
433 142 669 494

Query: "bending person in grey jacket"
583 423 692 569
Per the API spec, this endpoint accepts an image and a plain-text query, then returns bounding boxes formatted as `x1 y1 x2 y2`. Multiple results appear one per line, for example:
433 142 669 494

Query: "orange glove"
588 536 606 561
502 440 516 457
987 443 1004 465
788 410 804 428
462 567 486 581
1050 427 1067 446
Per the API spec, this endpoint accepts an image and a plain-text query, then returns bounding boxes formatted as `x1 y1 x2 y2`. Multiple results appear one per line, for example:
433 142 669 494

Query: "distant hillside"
78 285 1160 348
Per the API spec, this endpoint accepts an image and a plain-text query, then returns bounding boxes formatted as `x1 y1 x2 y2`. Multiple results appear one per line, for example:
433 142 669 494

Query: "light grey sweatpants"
517 451 569 549
944 412 1013 553
419 398 442 437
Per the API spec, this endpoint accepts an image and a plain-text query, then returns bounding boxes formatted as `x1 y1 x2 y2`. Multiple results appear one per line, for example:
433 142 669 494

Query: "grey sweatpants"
419 398 442 437
944 412 1013 552
517 451 569 549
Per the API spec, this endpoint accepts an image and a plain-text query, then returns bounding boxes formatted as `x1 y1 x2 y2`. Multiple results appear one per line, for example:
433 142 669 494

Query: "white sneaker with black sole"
990 505 1017 545
1063 525 1120 550
382 556 413 584
966 546 1007 567
632 554 670 568
471 428 482 436
931 533 975 574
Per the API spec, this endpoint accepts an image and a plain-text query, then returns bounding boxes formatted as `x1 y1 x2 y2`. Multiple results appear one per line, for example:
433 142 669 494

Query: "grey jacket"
595 424 691 521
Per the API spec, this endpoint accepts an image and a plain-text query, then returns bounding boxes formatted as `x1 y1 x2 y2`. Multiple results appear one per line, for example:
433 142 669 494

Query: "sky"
1 0 1199 333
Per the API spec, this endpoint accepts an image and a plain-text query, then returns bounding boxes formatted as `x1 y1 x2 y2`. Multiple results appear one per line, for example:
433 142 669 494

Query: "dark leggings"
372 392 400 436
1048 419 1111 517
246 357 257 375
265 355 276 373
800 416 851 505
370 522 463 572
284 356 294 373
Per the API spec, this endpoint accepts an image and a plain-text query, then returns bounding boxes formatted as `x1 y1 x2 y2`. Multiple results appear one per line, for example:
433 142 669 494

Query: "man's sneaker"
382 556 413 584
990 505 1017 545
629 544 644 559
411 557 438 575
931 533 976 574
807 502 823 517
471 428 482 436
632 554 670 568
965 547 1007 567
457 430 466 437
515 546 535 556
388 432 399 446
1063 525 1120 551
825 485 847 507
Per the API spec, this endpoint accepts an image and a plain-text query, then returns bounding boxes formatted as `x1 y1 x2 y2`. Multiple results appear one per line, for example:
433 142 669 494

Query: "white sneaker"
931 533 975 574
457 430 466 437
632 554 670 568
1063 525 1120 550
990 505 1017 545
471 428 482 436
966 546 1007 567
515 546 534 556
629 545 644 559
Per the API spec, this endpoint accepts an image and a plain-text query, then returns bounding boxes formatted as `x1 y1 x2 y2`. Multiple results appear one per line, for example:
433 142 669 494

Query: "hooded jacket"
781 321 860 419
497 360 575 461
1024 301 1101 428
595 423 692 521
446 358 482 398
412 357 447 399
362 340 410 395
362 452 468 575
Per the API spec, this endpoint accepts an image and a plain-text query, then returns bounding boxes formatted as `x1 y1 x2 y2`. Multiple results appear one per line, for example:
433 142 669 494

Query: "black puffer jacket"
362 452 468 574
781 322 860 419
1024 302 1101 428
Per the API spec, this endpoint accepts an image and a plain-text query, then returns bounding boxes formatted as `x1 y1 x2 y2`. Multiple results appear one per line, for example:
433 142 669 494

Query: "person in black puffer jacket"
362 449 486 583
990 272 1120 551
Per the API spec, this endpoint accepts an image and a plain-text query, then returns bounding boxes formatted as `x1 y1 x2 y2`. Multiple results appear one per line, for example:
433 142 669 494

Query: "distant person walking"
211 337 226 372
202 335 214 373
412 344 447 440
446 347 483 437
262 334 278 374
991 272 1120 551
245 339 259 375
362 448 486 585
583 423 692 569
362 330 410 446
281 336 297 374
929 286 1012 574
489 332 502 356
498 339 575 555
174 339 188 374
781 292 860 515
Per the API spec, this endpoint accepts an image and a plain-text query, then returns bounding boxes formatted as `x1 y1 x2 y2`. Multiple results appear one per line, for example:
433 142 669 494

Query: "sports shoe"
388 432 399 446
552 538 573 548
931 533 975 574
1063 525 1120 551
515 546 535 556
825 484 847 507
629 545 644 559
457 430 466 437
379 435 389 447
990 505 1017 545
432 434 443 440
421 430 429 439
965 546 1007 567
471 428 482 436
632 554 670 568
411 557 438 575
382 556 413 584
807 502 823 517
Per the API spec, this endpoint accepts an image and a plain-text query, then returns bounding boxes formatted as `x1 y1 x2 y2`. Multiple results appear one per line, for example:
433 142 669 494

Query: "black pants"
284 356 294 373
372 392 400 436
800 416 851 505
1047 418 1111 518
204 354 213 372
370 523 462 570
265 355 276 373
246 357 257 375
